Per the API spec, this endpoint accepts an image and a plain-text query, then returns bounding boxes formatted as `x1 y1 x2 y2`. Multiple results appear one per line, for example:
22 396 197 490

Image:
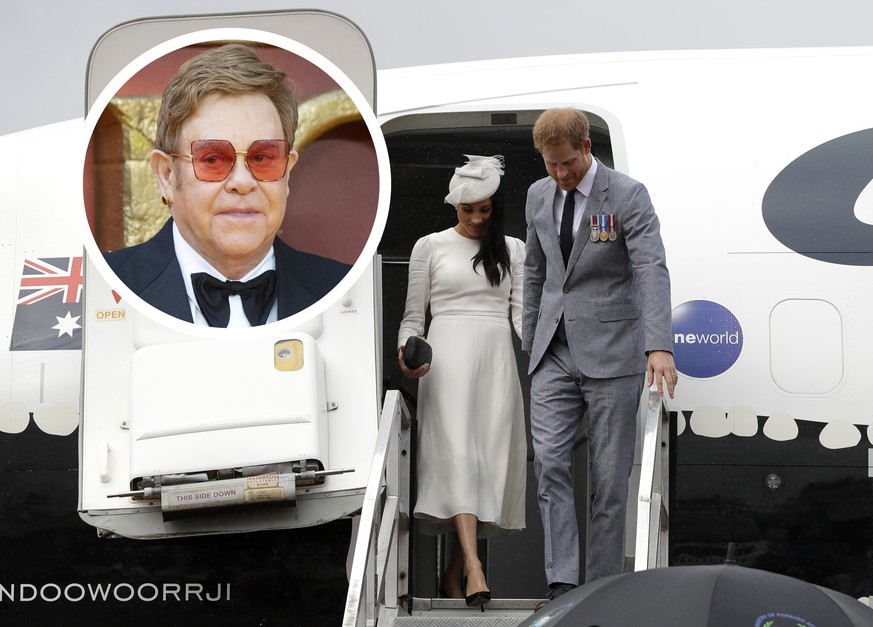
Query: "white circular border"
79 27 390 340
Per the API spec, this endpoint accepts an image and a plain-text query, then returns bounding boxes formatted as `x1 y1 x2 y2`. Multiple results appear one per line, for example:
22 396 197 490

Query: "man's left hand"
647 350 677 399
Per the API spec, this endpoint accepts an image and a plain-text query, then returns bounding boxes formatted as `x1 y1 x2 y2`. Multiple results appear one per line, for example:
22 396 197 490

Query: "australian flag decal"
10 257 83 351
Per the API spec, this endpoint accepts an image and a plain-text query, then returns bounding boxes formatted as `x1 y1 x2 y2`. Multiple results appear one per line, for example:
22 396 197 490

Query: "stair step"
394 619 528 627
393 598 538 626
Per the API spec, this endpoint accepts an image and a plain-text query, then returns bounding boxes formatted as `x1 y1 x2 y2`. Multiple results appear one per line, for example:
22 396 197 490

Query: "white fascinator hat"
444 154 505 206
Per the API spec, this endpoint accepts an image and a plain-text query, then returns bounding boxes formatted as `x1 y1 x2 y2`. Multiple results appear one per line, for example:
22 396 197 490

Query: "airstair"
343 387 670 626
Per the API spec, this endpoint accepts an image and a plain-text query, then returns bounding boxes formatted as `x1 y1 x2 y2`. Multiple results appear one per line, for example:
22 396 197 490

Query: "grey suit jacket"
522 159 673 377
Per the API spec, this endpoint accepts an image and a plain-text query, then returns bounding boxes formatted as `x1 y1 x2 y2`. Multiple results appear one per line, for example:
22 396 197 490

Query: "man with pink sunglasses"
105 43 349 328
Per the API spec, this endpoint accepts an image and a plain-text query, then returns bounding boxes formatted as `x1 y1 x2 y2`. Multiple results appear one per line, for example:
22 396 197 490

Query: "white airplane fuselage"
2 38 872 618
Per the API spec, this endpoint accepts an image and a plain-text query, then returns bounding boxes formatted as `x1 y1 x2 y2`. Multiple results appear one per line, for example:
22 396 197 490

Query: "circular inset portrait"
82 29 388 331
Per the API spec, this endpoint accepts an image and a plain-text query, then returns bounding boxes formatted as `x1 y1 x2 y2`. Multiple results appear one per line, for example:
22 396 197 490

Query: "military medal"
590 215 600 242
599 214 609 241
608 214 617 241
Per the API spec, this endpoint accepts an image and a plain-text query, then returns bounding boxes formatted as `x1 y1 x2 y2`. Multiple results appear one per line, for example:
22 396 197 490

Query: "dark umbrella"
518 564 873 627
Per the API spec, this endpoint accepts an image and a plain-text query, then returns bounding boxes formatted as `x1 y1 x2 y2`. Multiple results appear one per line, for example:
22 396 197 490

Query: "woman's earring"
161 196 169 206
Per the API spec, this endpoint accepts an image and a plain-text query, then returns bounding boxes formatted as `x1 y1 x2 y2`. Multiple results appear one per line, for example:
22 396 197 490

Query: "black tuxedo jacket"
104 218 351 324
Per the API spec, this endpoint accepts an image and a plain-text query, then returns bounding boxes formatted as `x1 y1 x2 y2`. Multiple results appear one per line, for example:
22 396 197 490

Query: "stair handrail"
343 389 411 626
634 386 670 570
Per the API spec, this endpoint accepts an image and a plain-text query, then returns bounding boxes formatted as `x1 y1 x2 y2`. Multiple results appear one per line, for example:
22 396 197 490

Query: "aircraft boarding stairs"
343 388 670 626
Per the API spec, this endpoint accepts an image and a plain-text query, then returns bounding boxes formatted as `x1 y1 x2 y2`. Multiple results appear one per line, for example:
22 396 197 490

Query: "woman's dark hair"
472 187 511 287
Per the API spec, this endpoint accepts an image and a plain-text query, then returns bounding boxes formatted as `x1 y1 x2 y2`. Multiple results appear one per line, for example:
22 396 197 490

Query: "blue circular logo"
672 300 743 378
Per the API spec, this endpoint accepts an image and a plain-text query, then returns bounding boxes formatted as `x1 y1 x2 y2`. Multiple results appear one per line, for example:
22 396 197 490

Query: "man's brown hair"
532 108 590 153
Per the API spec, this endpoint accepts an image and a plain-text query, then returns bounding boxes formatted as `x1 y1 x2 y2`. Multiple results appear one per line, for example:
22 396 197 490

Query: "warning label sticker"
246 473 280 489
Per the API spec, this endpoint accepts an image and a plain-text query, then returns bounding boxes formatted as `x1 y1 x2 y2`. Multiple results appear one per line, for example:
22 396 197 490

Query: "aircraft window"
769 299 843 394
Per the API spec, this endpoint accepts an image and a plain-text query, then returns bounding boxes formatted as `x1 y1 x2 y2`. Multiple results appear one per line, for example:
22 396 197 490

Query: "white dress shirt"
173 222 278 327
552 157 598 239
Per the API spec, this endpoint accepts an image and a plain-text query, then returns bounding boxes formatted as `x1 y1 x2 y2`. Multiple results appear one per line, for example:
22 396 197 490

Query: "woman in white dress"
397 155 527 606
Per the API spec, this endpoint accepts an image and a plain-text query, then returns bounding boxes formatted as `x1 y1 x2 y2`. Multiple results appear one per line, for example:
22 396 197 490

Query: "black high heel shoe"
465 590 491 607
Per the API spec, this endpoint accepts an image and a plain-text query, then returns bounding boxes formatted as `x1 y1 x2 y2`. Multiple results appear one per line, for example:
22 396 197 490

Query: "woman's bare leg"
454 513 489 600
440 541 464 598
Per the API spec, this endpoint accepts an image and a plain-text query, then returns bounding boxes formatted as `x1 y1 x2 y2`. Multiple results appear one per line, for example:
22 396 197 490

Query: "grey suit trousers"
530 338 643 585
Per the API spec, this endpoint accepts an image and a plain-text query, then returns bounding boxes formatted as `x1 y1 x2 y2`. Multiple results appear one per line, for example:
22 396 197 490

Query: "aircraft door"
78 12 386 539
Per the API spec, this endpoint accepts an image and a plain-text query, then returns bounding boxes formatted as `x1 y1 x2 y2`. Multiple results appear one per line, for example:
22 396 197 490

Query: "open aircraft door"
78 12 388 539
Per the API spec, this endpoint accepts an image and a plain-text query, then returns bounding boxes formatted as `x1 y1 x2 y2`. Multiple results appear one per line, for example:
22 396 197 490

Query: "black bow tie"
191 270 277 327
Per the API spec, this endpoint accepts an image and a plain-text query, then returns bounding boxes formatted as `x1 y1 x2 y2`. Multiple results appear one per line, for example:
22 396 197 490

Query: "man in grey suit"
522 108 677 606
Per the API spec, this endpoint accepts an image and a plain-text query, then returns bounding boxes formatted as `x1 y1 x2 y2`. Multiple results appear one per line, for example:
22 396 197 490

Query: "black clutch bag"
403 335 432 369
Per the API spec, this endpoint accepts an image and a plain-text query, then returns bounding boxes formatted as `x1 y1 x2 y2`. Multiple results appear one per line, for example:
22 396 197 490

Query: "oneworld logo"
672 300 743 378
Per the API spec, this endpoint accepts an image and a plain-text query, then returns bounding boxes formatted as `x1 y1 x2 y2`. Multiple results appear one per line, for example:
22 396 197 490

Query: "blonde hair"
154 43 298 153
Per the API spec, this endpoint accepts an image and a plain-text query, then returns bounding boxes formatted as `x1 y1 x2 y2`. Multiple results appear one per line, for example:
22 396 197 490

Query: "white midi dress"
398 228 527 537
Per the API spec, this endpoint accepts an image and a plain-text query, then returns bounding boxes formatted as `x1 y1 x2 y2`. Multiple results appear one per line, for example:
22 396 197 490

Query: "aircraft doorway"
378 110 616 598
